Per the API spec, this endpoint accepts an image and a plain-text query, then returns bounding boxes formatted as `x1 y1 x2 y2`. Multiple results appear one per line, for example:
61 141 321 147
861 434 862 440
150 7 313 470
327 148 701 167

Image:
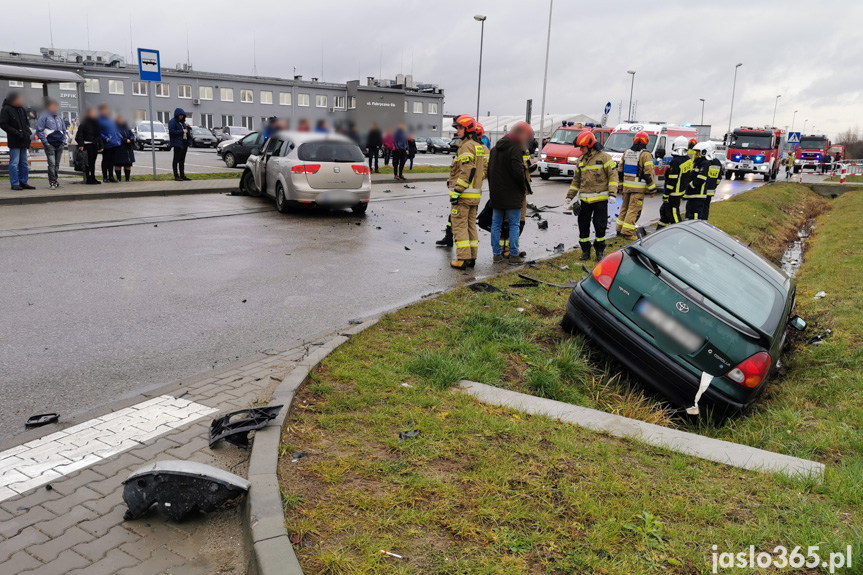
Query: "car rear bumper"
562 282 750 413
286 179 372 208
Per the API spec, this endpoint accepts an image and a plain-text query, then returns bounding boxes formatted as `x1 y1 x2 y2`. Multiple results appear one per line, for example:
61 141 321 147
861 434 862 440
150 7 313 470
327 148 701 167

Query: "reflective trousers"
578 200 608 251
451 199 479 260
685 197 710 221
657 195 682 228
616 191 644 238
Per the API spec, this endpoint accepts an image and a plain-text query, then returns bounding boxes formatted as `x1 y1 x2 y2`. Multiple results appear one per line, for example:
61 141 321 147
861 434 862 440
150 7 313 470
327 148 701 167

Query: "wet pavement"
0 177 763 441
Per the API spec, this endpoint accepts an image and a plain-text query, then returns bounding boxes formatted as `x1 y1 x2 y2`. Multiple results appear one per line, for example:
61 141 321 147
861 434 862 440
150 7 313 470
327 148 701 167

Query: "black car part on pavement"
517 274 579 289
25 413 60 427
122 461 250 521
208 405 283 449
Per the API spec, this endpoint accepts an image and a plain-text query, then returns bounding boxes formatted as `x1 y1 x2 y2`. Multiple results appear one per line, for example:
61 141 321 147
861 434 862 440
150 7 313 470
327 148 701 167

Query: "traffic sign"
787 132 800 144
604 101 612 115
137 48 161 82
600 113 608 127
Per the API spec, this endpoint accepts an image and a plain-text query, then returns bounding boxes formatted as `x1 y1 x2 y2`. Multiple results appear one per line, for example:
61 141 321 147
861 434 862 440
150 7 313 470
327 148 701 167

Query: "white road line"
0 395 218 502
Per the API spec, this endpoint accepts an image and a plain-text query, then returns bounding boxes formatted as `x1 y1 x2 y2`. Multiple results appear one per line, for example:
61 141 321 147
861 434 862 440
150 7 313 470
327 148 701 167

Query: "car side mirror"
655 148 666 158
788 315 807 331
250 147 260 155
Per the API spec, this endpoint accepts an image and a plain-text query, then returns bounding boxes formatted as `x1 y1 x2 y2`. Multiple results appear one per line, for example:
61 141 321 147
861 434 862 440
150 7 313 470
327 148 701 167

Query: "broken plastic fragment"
208 405 283 449
537 220 549 230
813 291 827 299
398 429 420 442
686 372 714 415
468 282 501 293
380 550 406 560
553 243 565 253
25 413 60 428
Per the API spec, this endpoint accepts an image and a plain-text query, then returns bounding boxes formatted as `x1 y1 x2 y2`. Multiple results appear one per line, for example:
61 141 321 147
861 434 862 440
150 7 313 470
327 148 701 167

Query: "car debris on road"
208 405 283 449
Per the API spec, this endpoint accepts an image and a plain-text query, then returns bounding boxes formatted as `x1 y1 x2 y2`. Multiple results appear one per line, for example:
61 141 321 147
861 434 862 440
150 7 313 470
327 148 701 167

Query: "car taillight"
291 164 320 174
726 352 771 388
351 165 370 175
591 250 623 290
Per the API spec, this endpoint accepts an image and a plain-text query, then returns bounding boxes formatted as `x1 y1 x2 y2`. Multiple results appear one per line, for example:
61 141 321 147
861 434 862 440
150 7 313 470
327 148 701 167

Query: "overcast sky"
6 0 861 139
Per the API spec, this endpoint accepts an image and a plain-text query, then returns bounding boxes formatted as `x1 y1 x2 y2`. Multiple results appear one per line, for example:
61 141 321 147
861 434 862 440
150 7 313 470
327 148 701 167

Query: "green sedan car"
562 220 806 416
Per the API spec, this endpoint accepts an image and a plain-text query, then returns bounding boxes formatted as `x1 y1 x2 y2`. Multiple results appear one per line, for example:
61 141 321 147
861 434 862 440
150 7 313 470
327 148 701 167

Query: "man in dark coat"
0 91 35 190
168 108 191 181
487 121 533 265
365 123 382 173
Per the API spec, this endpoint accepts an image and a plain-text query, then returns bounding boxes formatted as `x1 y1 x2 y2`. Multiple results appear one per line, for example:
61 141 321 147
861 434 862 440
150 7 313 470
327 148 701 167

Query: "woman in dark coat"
74 107 104 185
113 115 136 181
407 136 418 170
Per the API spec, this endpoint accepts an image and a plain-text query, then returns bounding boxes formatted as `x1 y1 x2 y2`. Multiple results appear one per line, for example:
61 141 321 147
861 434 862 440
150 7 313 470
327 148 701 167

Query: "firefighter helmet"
476 123 485 138
688 138 697 149
452 114 477 133
693 141 716 160
672 136 689 156
575 131 597 148
633 131 649 145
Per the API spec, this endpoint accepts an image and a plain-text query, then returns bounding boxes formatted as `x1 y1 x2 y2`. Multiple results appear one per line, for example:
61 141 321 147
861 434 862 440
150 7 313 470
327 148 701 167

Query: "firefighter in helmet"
658 136 692 228
477 123 491 148
448 114 488 269
684 141 722 221
687 138 698 161
616 131 656 241
566 131 618 260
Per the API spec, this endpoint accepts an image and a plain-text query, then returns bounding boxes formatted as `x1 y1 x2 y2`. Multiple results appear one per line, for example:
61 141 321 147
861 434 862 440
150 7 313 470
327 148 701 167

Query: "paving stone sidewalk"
0 345 312 575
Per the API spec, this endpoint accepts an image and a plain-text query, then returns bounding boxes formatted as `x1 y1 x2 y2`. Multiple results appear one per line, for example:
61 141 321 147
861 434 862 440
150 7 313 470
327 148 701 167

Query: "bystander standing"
392 123 408 181
113 114 136 181
382 129 394 166
366 123 382 173
97 104 121 182
168 108 191 181
36 98 67 190
0 91 35 191
407 134 417 170
487 121 532 265
75 107 103 185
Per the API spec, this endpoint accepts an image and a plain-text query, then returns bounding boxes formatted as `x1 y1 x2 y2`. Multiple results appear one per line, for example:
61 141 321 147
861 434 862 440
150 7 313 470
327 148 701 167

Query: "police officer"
657 136 692 228
684 141 722 221
617 131 656 241
448 114 488 270
566 131 618 260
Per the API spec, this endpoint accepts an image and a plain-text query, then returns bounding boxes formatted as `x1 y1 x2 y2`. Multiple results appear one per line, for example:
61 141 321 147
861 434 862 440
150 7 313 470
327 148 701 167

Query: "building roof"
0 63 83 83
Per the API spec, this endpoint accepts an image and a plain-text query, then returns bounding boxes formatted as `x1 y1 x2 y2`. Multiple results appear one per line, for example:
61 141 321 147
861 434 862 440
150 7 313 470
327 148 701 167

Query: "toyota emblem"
675 302 690 313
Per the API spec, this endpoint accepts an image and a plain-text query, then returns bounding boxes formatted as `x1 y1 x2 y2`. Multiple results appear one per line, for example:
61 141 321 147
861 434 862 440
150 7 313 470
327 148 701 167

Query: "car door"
263 138 286 196
236 133 260 164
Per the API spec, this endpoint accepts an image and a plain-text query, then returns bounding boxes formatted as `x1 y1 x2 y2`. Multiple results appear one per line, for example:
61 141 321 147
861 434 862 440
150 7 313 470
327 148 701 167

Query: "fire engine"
602 122 698 179
794 134 831 173
725 127 784 181
537 123 612 180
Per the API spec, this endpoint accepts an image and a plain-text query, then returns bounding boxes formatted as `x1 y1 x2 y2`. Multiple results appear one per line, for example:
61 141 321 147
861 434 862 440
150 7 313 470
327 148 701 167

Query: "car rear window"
642 228 783 330
298 141 364 162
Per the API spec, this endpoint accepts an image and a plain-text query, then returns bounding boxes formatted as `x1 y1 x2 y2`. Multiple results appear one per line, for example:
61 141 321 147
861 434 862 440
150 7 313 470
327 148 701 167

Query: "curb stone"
245 319 379 575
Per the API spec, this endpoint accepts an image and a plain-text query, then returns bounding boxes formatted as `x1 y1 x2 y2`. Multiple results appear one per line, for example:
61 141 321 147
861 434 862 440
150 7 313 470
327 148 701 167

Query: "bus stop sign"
137 48 161 82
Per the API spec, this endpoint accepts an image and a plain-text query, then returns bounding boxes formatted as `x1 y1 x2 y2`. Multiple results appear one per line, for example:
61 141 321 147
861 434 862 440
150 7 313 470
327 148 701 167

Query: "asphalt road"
0 177 764 441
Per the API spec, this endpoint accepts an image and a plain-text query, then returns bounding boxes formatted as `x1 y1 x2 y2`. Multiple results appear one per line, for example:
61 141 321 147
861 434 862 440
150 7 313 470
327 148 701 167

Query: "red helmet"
688 138 697 148
575 131 596 148
453 114 477 133
476 123 485 138
633 131 649 145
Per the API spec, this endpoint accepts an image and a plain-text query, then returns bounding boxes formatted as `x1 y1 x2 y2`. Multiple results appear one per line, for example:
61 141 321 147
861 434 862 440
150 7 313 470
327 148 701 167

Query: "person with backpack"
35 99 68 190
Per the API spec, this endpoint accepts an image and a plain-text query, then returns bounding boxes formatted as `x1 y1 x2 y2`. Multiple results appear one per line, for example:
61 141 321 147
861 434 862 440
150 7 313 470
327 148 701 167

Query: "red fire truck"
794 134 831 173
537 123 613 180
724 127 784 181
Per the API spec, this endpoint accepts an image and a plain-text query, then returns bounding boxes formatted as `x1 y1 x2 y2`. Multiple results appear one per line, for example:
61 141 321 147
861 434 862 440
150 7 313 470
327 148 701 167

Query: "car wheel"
241 170 262 198
540 172 550 180
724 170 732 180
275 182 290 214
351 203 368 215
224 153 237 168
560 314 578 334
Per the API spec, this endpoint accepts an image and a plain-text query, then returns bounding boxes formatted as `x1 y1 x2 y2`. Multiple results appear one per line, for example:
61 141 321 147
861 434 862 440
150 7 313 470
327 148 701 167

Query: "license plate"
319 191 353 205
635 299 703 353
741 161 752 169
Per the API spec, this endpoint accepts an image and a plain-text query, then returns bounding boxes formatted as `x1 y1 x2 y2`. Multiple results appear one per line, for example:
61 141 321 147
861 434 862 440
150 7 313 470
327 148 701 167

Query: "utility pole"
474 15 487 120
537 0 553 158
627 71 636 122
772 94 781 127
728 63 743 134
791 110 798 133
699 98 705 125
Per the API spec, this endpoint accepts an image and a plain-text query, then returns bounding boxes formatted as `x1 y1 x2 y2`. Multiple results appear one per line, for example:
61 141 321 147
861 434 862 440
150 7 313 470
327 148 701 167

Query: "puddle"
779 221 814 277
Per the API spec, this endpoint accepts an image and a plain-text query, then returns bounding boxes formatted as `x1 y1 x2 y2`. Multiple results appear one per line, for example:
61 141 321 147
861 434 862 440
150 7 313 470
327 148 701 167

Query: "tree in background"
836 126 863 158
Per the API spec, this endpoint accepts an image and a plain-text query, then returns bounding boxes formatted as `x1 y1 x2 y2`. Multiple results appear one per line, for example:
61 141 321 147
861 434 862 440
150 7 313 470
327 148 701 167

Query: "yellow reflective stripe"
608 182 619 188
455 241 471 247
468 241 479 246
666 174 678 179
580 164 604 171
461 192 481 199
697 175 707 180
603 160 615 168
621 222 636 230
582 194 608 203
456 178 471 188
579 237 590 242
647 183 656 191
595 236 606 241
568 185 579 192
623 181 646 188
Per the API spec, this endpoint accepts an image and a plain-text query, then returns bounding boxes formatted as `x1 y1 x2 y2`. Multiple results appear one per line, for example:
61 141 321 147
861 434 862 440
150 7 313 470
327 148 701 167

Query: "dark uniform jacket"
0 96 32 149
664 155 693 197
685 157 722 198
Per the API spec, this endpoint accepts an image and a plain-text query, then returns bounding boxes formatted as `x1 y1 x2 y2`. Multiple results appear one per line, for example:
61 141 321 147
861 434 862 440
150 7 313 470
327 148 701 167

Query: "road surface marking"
0 395 218 502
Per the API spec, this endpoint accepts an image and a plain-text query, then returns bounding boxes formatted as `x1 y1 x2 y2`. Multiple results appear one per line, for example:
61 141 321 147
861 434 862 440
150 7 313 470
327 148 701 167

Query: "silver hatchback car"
241 131 372 214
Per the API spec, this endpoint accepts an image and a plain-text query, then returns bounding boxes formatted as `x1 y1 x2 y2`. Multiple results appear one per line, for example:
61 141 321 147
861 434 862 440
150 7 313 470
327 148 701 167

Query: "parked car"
561 220 806 416
0 127 8 169
134 121 170 151
212 127 229 142
415 138 428 153
240 131 371 215
427 137 450 154
448 137 461 154
190 127 218 148
219 132 265 168
219 126 251 145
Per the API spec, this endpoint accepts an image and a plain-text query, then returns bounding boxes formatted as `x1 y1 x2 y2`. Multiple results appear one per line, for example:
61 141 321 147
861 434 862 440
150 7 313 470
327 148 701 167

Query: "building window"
260 91 273 105
200 113 213 129
315 95 327 108
199 86 213 100
61 111 77 125
240 89 253 103
178 84 192 99
333 96 345 109
84 78 100 93
132 82 147 96
298 93 310 107
108 80 124 95
154 83 169 97
132 109 147 123
8 80 24 87
428 102 438 115
220 87 234 102
279 92 292 106
31 82 43 89
157 111 172 124
413 102 422 114
185 113 193 124
348 96 357 109
221 114 234 126
404 101 408 113
241 116 255 129
59 82 77 91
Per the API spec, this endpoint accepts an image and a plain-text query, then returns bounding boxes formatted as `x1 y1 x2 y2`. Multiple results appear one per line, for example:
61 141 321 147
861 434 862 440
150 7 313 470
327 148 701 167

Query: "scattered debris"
400 383 413 388
813 291 827 299
517 274 579 289
376 226 382 230
355 222 361 226
348 319 364 325
122 461 250 521
390 269 400 273
553 243 565 253
398 429 421 442
516 307 526 312
581 264 591 274
510 281 539 288
468 282 501 293
559 265 569 270
208 405 283 449
241 299 247 303
383 189 392 193
404 246 411 251
404 184 416 189
45 484 53 491
537 220 549 230
153 224 158 227
380 550 406 560
25 413 59 428
291 451 308 462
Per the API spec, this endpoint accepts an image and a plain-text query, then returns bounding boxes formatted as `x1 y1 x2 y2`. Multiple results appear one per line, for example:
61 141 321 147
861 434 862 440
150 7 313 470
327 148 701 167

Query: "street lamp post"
537 0 553 158
699 98 705 124
791 110 798 133
727 63 743 134
627 70 636 122
803 119 808 134
772 94 781 127
473 15 486 121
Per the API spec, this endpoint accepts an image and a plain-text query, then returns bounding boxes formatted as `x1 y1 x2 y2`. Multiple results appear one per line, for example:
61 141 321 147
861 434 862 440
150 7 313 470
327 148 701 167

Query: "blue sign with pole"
137 48 161 82
604 101 612 115
787 132 800 144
